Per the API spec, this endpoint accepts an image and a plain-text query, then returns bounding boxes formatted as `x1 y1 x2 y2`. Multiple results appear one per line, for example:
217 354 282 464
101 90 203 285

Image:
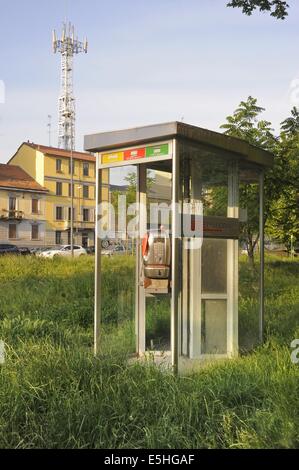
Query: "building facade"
8 143 109 247
0 164 48 247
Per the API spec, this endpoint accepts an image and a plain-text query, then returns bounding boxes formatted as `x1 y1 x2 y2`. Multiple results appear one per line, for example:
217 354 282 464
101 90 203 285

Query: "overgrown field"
0 255 298 449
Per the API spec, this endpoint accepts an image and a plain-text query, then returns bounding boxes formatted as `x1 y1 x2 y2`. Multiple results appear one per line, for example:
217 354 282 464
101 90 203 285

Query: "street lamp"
77 185 82 243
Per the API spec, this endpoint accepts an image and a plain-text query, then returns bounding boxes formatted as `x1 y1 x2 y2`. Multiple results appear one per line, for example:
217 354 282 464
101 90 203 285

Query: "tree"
226 0 289 19
280 107 299 136
266 131 299 249
220 96 284 266
220 96 275 147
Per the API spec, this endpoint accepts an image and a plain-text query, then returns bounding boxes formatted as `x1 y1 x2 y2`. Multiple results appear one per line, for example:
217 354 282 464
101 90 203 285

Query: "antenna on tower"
52 22 88 150
47 115 52 147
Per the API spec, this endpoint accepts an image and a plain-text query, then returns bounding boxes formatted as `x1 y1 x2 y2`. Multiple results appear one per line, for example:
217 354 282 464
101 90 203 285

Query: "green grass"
0 255 298 449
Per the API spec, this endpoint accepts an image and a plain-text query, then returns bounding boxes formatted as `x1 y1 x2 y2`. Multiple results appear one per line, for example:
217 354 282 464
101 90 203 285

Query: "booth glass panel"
202 239 227 295
179 142 229 217
100 167 137 358
239 165 261 352
201 300 227 354
146 296 171 352
178 140 237 364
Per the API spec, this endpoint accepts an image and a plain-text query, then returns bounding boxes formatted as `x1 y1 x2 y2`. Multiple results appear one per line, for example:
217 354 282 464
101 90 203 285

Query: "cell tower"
53 23 88 150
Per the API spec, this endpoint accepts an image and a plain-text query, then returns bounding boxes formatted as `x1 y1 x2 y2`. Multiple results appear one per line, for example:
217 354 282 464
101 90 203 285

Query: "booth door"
179 150 239 363
201 238 229 356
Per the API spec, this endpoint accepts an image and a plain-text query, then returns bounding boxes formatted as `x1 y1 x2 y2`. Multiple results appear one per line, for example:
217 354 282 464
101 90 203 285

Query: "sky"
1 0 299 170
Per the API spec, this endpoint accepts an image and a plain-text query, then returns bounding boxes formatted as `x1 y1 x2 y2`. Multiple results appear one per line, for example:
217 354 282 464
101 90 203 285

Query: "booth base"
128 352 238 375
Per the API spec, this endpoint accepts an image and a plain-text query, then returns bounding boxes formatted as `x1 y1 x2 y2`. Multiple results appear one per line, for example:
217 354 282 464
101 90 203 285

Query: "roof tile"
26 143 96 162
0 164 48 192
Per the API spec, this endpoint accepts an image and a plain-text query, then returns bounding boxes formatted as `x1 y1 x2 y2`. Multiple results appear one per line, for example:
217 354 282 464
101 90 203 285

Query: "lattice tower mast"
53 23 88 150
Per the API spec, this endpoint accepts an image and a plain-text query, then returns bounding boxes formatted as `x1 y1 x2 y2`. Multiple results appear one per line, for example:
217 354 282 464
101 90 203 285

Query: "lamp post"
77 185 82 244
70 139 74 257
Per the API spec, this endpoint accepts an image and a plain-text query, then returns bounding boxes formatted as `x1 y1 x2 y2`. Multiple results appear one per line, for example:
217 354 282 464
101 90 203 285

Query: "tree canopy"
220 96 298 263
226 1 289 20
280 107 299 136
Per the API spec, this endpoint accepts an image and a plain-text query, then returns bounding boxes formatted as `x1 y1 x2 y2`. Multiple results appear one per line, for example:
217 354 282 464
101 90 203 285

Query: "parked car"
0 244 19 256
18 247 31 256
113 245 126 255
101 247 113 257
32 247 53 256
38 245 87 259
102 245 126 257
101 239 110 249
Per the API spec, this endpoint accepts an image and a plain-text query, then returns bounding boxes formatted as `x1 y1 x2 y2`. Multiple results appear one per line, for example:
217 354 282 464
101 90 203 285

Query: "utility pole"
70 114 74 256
47 115 52 147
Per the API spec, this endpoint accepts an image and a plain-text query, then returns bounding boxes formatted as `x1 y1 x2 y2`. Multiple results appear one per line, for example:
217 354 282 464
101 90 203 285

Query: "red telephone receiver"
142 233 149 257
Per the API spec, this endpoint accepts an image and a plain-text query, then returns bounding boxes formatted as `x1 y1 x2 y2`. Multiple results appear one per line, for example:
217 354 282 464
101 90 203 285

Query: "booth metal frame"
85 122 273 372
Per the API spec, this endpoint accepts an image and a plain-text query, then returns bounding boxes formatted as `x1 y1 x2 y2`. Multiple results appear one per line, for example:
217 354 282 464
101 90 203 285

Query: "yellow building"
0 164 48 247
8 143 109 247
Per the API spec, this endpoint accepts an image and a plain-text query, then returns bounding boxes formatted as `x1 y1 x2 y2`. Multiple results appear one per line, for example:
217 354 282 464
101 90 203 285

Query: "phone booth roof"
84 121 274 168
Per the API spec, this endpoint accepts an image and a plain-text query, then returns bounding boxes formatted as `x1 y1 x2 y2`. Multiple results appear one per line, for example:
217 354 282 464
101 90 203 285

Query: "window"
83 163 89 177
83 185 89 199
56 231 62 245
56 182 62 196
83 208 90 222
32 198 39 214
56 206 63 221
69 160 75 175
68 207 75 222
8 224 17 240
68 183 74 197
9 197 16 216
56 159 62 172
31 224 39 240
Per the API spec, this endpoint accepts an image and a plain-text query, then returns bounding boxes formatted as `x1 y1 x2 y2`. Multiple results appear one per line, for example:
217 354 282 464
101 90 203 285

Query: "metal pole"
94 161 102 356
135 165 147 356
47 115 52 147
71 129 74 257
259 171 265 344
171 139 179 374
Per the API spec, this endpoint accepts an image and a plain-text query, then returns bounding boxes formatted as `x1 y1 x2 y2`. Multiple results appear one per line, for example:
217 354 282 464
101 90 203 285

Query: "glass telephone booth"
85 122 273 373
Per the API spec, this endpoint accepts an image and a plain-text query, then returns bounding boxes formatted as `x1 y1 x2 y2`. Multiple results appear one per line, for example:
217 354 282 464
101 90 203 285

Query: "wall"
8 145 109 247
8 145 42 182
0 188 47 247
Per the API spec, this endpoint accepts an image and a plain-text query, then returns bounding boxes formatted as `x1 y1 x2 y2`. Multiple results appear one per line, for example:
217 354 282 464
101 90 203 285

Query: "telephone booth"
85 122 273 373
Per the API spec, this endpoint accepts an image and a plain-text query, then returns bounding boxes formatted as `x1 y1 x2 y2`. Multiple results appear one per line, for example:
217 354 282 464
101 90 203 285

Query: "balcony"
68 220 95 231
0 209 24 221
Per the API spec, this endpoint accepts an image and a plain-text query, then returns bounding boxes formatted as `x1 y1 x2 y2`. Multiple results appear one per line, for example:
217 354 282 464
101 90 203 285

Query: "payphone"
142 230 171 280
85 121 273 373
